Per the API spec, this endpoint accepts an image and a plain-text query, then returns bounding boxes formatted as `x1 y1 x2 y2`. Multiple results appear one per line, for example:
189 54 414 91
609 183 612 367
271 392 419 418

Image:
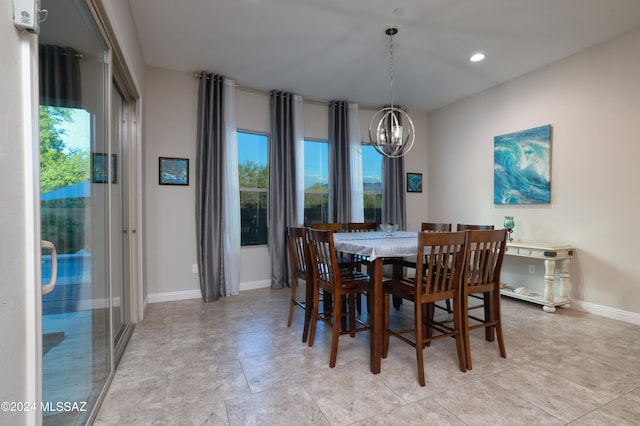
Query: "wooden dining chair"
308 222 361 330
308 222 354 267
345 222 377 314
421 222 452 232
382 231 467 386
456 224 496 315
308 222 343 232
419 223 454 312
456 224 495 231
346 222 377 232
286 226 313 342
461 228 508 370
306 228 371 368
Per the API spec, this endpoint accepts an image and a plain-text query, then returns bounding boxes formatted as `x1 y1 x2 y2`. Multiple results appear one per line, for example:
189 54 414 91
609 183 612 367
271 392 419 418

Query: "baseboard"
571 299 640 326
147 280 271 304
148 289 201 303
239 279 271 292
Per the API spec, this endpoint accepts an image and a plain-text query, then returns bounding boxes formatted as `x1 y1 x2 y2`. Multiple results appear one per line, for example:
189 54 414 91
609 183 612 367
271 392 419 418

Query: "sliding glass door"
38 1 135 423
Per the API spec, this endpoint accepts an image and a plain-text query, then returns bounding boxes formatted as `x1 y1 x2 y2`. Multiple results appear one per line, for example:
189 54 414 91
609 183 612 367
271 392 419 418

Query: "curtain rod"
193 71 380 110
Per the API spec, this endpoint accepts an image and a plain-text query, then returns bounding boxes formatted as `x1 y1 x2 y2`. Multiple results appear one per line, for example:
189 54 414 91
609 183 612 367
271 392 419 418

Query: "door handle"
41 240 57 295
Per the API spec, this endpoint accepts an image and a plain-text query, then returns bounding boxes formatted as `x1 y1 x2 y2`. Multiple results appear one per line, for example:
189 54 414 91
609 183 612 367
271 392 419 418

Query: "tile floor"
95 288 640 425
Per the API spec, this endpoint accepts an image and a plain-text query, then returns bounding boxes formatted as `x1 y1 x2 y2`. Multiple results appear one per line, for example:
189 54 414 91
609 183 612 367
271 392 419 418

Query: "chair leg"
302 280 313 343
462 293 472 370
493 290 506 358
392 262 404 310
287 280 296 328
330 294 341 368
425 302 434 346
348 294 356 337
354 292 370 315
355 293 362 315
382 291 390 358
308 283 321 347
484 292 494 341
340 295 348 332
415 300 426 386
452 296 466 372
302 311 311 343
392 295 403 310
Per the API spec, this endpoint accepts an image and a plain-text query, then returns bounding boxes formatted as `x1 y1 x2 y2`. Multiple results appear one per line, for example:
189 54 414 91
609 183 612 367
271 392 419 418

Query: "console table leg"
543 259 556 313
559 258 571 309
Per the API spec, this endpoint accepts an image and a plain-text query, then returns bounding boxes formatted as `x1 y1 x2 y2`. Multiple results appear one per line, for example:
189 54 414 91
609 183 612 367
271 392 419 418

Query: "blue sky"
56 108 91 153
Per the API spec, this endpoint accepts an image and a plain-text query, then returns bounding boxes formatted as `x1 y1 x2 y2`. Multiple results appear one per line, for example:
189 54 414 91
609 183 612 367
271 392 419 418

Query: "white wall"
101 0 146 92
143 68 200 300
0 2 38 421
403 108 429 232
427 28 640 317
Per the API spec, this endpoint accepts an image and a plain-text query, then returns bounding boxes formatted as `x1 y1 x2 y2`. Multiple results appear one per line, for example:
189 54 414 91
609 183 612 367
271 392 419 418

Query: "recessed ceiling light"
470 52 485 62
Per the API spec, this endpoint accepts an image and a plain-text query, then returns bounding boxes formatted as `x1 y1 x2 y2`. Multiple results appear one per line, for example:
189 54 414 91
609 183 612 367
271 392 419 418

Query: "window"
362 144 383 223
238 131 269 246
303 140 382 225
304 139 329 225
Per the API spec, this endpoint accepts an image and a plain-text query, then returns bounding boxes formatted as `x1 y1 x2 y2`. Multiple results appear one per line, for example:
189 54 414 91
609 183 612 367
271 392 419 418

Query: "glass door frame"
30 0 143 423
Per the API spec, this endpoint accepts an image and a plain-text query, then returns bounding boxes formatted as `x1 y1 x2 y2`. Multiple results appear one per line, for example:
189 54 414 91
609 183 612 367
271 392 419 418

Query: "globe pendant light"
369 26 415 158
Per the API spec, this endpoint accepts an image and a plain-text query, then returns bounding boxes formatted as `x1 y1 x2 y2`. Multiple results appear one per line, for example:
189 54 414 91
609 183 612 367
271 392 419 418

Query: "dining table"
333 230 419 374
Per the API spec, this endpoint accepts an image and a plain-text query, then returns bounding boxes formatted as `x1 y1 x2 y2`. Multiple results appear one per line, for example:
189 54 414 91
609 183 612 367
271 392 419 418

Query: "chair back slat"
414 231 467 298
286 227 309 281
463 229 507 291
307 228 340 293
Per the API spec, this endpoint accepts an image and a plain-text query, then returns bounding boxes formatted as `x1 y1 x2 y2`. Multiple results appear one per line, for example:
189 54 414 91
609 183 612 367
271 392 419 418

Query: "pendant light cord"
389 30 394 110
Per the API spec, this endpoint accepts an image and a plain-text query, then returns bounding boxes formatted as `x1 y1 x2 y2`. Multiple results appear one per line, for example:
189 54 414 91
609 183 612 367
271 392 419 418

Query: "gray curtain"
269 91 300 289
328 101 352 223
195 72 225 302
382 156 406 228
39 44 81 108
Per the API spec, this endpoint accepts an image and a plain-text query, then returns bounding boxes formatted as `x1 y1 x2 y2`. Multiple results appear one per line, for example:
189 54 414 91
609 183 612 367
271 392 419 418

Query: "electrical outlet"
192 264 198 274
528 264 535 274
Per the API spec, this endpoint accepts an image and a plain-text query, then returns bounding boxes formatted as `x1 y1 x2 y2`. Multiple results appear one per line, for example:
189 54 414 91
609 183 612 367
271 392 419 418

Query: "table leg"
368 258 383 374
543 259 556 313
559 258 571 309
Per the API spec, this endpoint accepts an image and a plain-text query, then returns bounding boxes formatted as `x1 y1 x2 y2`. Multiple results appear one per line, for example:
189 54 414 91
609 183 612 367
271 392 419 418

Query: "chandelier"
369 26 415 158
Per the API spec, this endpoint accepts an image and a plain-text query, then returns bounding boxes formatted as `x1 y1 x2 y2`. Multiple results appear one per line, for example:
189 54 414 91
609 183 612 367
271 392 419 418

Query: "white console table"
501 242 575 313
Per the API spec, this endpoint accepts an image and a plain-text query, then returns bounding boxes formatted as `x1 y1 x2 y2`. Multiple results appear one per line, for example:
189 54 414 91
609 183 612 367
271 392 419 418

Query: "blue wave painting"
494 125 551 204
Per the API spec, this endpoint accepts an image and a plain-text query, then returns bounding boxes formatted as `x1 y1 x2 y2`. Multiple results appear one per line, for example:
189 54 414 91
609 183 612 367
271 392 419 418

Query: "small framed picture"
406 172 423 193
159 157 189 186
92 153 117 184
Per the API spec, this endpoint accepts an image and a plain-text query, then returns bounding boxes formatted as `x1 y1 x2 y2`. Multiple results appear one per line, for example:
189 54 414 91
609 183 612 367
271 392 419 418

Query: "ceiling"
129 0 640 111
